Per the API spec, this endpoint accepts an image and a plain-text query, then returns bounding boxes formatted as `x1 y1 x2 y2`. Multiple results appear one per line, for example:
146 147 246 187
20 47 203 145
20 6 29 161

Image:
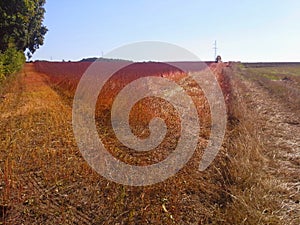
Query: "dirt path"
0 64 94 224
233 70 300 224
1 64 67 119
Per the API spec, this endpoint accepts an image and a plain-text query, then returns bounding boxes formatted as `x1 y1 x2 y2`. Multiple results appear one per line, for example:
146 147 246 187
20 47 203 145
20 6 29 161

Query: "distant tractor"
215 55 222 63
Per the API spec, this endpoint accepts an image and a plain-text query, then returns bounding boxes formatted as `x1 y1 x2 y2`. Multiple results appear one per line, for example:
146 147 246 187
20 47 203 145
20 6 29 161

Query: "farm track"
231 68 300 224
0 64 93 224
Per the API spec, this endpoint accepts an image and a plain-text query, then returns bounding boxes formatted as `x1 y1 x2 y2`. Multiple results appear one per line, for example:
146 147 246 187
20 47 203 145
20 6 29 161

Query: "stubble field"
0 61 299 224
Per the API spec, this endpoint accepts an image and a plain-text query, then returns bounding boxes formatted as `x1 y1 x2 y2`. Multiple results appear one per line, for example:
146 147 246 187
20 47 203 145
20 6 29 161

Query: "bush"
0 54 4 81
0 46 25 81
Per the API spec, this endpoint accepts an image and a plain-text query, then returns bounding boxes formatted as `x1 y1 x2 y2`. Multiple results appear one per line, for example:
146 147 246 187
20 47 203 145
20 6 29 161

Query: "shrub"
0 54 4 81
0 46 25 81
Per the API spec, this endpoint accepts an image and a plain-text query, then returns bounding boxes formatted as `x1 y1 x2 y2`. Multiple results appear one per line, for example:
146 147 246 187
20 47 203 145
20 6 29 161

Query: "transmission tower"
213 40 218 60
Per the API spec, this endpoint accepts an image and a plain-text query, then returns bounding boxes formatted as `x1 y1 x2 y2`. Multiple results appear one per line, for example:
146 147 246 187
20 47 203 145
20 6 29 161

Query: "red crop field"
35 61 92 92
35 61 231 168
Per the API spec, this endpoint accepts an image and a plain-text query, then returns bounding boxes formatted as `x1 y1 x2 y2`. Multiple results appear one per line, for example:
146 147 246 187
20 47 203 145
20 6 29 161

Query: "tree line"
0 0 47 80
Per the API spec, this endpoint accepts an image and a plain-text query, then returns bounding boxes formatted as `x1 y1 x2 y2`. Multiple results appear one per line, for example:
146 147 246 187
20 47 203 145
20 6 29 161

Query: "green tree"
0 0 48 56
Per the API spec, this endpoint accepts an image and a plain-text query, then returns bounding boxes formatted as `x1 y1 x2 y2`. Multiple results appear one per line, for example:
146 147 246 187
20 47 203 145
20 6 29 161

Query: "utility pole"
213 40 217 60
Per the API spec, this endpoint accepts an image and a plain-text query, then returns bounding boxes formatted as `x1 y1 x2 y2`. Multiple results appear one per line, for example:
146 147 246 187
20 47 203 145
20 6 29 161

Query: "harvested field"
0 61 299 224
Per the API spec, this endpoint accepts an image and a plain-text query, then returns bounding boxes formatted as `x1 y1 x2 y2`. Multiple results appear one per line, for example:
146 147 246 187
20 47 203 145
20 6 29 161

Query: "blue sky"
32 0 300 62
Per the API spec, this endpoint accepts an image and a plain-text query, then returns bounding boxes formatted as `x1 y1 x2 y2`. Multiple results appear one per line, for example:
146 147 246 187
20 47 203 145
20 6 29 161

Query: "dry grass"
217 64 300 225
210 70 282 224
